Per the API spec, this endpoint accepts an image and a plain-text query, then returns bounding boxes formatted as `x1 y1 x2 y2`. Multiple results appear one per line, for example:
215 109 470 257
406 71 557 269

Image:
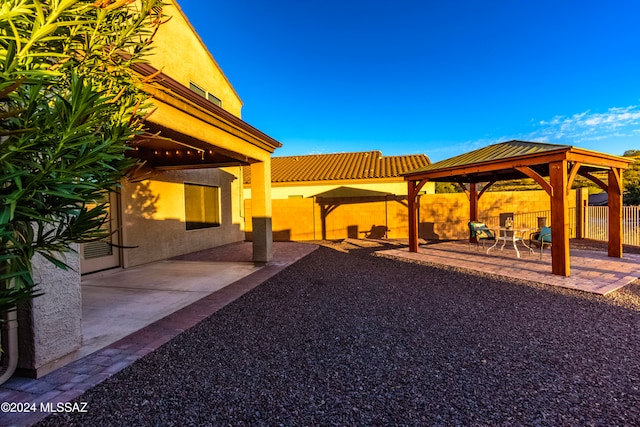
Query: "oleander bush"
0 0 164 314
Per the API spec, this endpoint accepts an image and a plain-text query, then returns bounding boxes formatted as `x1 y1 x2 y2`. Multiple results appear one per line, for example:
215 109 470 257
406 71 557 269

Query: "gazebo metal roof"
403 140 630 184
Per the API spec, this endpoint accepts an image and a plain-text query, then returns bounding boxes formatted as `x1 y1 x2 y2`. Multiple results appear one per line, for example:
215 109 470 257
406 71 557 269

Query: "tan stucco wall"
245 190 577 241
120 167 245 267
147 0 243 117
244 180 436 199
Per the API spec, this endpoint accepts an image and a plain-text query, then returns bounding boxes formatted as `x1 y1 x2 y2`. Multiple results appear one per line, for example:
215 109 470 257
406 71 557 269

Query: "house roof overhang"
128 63 282 172
402 140 631 184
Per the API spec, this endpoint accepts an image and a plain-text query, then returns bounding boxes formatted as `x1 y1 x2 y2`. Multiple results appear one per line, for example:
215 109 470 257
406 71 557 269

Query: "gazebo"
403 140 632 276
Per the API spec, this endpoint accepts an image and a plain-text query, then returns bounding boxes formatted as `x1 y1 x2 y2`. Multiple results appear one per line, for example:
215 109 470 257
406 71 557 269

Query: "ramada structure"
403 140 633 276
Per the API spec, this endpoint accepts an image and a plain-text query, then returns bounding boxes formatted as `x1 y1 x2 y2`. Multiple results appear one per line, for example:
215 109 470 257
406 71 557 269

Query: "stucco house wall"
120 167 245 267
147 2 243 117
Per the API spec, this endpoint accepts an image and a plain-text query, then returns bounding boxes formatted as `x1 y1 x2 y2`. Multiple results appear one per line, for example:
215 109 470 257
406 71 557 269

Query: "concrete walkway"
0 242 317 427
377 240 640 294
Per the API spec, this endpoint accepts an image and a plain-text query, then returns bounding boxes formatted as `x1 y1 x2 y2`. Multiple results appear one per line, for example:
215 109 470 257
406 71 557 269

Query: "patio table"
487 227 533 258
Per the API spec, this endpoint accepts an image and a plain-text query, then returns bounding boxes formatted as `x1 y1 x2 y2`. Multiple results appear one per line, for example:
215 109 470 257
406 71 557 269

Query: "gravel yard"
38 241 640 426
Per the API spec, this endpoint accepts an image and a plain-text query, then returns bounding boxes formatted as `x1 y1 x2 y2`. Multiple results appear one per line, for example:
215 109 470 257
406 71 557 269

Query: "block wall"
245 190 575 241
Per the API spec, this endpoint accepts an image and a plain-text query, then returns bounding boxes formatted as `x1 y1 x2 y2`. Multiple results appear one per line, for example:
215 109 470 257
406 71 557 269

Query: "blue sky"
176 1 640 162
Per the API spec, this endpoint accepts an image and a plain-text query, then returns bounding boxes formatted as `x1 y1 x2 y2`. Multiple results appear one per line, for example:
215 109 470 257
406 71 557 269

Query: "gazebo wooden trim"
403 141 632 276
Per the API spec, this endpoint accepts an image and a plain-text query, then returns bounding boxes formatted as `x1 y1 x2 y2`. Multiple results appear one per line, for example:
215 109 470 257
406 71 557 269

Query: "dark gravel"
38 242 640 426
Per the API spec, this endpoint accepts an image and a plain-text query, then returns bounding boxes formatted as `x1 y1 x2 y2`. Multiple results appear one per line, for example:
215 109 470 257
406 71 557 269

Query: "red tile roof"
243 151 430 184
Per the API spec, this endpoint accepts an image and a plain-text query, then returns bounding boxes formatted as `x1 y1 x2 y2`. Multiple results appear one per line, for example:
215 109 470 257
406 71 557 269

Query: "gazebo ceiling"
403 140 630 183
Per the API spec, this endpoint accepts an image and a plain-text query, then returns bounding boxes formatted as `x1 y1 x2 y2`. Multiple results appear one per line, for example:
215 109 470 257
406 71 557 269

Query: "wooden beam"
566 151 632 170
405 149 567 181
549 160 570 276
408 179 427 252
469 183 479 243
470 183 479 221
608 168 623 258
577 170 608 192
514 166 553 196
404 150 570 182
566 162 582 195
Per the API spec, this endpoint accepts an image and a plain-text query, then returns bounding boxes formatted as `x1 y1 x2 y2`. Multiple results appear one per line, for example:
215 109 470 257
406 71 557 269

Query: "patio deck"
377 240 640 295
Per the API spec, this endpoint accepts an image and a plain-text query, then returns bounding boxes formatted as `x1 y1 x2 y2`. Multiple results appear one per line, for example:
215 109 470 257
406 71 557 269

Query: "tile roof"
244 151 430 184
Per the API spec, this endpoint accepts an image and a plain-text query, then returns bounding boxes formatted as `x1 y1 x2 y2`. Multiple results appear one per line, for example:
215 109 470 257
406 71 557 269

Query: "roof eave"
133 63 282 153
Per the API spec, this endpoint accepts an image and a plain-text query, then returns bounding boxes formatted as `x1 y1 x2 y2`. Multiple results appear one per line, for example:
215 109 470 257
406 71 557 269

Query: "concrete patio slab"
377 240 640 295
80 260 262 358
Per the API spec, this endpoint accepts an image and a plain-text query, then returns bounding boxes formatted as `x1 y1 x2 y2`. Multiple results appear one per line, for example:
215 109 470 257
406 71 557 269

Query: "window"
189 82 222 107
207 92 222 107
184 183 221 230
189 82 206 98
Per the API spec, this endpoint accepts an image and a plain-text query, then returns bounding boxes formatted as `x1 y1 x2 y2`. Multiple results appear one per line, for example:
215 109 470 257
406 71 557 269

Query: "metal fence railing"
478 209 577 239
585 206 607 243
586 206 640 246
456 206 640 246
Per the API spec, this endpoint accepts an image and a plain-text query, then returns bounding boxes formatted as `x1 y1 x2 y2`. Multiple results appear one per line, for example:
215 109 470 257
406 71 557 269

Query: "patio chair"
468 221 495 250
529 226 552 259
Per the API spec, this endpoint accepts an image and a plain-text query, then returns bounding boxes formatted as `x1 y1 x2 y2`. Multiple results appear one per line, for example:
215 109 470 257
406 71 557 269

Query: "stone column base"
252 217 273 263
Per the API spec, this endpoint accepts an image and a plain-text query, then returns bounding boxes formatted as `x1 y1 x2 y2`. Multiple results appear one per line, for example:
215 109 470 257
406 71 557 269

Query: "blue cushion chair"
529 226 552 259
468 221 495 250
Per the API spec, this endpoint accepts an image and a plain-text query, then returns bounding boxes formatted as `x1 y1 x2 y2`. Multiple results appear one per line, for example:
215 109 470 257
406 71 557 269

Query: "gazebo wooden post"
469 183 479 243
608 167 623 258
408 180 420 252
407 179 428 252
549 160 570 276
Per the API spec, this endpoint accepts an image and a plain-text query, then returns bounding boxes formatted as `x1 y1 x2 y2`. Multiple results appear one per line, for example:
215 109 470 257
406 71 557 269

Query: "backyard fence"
245 190 640 246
